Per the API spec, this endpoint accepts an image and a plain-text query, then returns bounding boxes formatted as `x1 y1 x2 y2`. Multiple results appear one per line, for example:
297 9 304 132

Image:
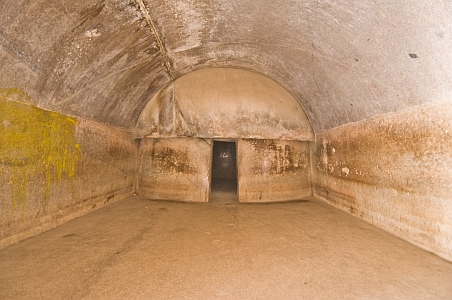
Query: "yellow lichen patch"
0 88 80 216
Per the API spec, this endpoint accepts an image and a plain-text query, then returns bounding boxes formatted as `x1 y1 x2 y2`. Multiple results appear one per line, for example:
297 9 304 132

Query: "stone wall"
138 138 211 202
138 138 311 203
238 139 311 202
134 68 314 141
312 102 452 261
134 69 315 204
0 96 138 249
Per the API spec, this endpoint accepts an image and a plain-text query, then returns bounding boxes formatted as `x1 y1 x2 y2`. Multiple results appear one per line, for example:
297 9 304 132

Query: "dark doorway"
210 141 238 201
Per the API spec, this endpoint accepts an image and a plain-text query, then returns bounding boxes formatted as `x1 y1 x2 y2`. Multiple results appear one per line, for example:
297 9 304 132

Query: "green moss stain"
0 88 81 216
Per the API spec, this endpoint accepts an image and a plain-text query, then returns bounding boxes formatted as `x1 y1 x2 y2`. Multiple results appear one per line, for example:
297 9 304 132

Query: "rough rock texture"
138 138 212 202
0 0 170 129
147 0 452 132
3 0 450 132
238 139 311 202
135 68 314 140
0 109 138 249
138 138 311 203
312 102 452 261
1 0 451 261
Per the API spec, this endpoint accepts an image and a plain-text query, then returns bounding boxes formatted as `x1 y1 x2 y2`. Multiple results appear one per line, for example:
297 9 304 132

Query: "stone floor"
1 185 451 299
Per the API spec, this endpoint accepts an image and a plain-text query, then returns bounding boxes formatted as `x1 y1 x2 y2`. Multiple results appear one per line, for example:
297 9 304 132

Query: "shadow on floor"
209 178 238 204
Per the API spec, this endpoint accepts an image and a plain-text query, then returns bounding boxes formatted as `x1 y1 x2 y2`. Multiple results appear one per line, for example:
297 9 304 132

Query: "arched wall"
136 68 313 203
134 68 314 140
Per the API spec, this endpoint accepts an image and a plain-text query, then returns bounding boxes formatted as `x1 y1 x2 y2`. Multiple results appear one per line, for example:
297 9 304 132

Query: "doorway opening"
210 140 238 202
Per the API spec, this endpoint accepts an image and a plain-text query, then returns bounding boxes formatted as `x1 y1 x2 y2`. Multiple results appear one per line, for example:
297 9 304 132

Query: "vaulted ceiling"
1 0 451 132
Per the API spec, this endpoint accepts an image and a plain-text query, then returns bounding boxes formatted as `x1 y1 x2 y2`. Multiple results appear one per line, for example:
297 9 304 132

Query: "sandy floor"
1 188 451 299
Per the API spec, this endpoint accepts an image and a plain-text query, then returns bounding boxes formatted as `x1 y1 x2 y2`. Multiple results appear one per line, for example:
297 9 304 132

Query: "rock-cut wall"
312 101 452 261
138 138 211 202
238 139 311 202
0 89 138 249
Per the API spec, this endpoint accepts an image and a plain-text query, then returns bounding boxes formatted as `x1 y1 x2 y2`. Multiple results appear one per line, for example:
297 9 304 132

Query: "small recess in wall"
409 53 418 58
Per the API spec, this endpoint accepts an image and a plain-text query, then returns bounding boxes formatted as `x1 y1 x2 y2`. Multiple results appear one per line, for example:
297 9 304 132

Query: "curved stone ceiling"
0 0 451 132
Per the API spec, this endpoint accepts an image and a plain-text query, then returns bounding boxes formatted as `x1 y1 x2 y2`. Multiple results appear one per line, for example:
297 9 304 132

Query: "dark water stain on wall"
315 103 452 197
237 139 311 202
0 88 81 215
138 138 210 202
247 139 308 175
153 146 192 174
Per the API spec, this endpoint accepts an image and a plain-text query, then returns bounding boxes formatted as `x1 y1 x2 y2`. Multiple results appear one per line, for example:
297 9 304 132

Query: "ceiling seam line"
135 0 174 80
